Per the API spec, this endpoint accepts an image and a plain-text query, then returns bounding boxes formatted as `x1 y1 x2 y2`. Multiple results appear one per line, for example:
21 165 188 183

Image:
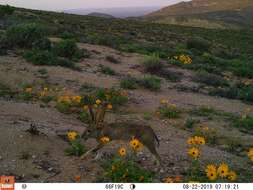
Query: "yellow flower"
187 137 195 145
107 104 113 110
129 138 143 151
74 175 81 182
248 148 253 161
83 105 89 111
111 165 117 172
100 136 110 144
205 164 217 173
217 163 229 178
227 171 237 181
118 147 127 157
44 87 48 91
188 147 200 159
169 104 177 109
72 96 82 103
96 99 102 105
164 177 174 183
194 136 206 145
139 176 145 182
206 170 217 181
174 175 182 183
67 131 78 141
58 96 71 104
25 87 33 93
160 99 168 104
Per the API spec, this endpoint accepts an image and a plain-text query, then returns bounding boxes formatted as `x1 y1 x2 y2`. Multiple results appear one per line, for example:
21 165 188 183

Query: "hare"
81 101 161 164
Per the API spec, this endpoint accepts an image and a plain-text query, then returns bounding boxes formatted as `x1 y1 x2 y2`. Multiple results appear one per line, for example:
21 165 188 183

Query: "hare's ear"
95 102 107 126
88 105 95 122
99 102 108 123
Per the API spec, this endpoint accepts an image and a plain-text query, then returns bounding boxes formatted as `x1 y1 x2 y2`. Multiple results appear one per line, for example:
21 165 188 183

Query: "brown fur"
80 101 161 164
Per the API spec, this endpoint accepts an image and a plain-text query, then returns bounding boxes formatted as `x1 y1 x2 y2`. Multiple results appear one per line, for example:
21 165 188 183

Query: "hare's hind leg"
147 143 162 166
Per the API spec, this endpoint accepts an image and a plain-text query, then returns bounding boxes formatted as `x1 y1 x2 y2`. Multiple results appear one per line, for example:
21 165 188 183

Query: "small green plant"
232 116 253 132
143 112 152 120
99 65 116 75
120 77 138 90
194 126 218 145
95 88 128 107
65 132 86 157
0 83 13 97
142 54 162 72
56 102 71 113
37 68 48 75
185 118 197 129
191 106 216 117
106 55 120 64
159 104 181 119
140 75 161 91
79 111 90 123
102 158 155 183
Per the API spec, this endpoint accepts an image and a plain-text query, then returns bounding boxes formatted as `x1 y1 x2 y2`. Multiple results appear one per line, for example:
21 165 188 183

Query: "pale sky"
0 0 189 11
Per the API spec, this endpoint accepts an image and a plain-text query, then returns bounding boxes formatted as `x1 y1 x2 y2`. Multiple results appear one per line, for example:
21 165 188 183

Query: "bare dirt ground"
0 41 253 182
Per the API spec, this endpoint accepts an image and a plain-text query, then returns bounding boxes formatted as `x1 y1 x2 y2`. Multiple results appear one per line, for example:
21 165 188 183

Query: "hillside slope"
144 0 253 28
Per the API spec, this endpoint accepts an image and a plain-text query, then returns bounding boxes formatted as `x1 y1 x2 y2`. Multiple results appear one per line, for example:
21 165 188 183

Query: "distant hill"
87 12 114 19
65 6 161 18
144 0 253 28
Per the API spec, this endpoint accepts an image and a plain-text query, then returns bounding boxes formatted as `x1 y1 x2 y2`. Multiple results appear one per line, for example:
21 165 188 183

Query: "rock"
0 156 3 160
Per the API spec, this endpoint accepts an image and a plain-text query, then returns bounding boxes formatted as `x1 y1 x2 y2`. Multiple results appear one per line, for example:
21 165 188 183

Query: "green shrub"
140 76 161 91
100 65 116 75
142 54 162 72
23 50 56 66
56 57 75 68
0 5 15 17
32 37 51 50
0 35 8 55
106 55 120 64
120 77 138 90
187 37 211 52
193 71 228 87
102 158 155 182
53 39 85 60
233 116 253 132
6 23 45 48
0 83 13 97
23 50 75 68
159 69 182 82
